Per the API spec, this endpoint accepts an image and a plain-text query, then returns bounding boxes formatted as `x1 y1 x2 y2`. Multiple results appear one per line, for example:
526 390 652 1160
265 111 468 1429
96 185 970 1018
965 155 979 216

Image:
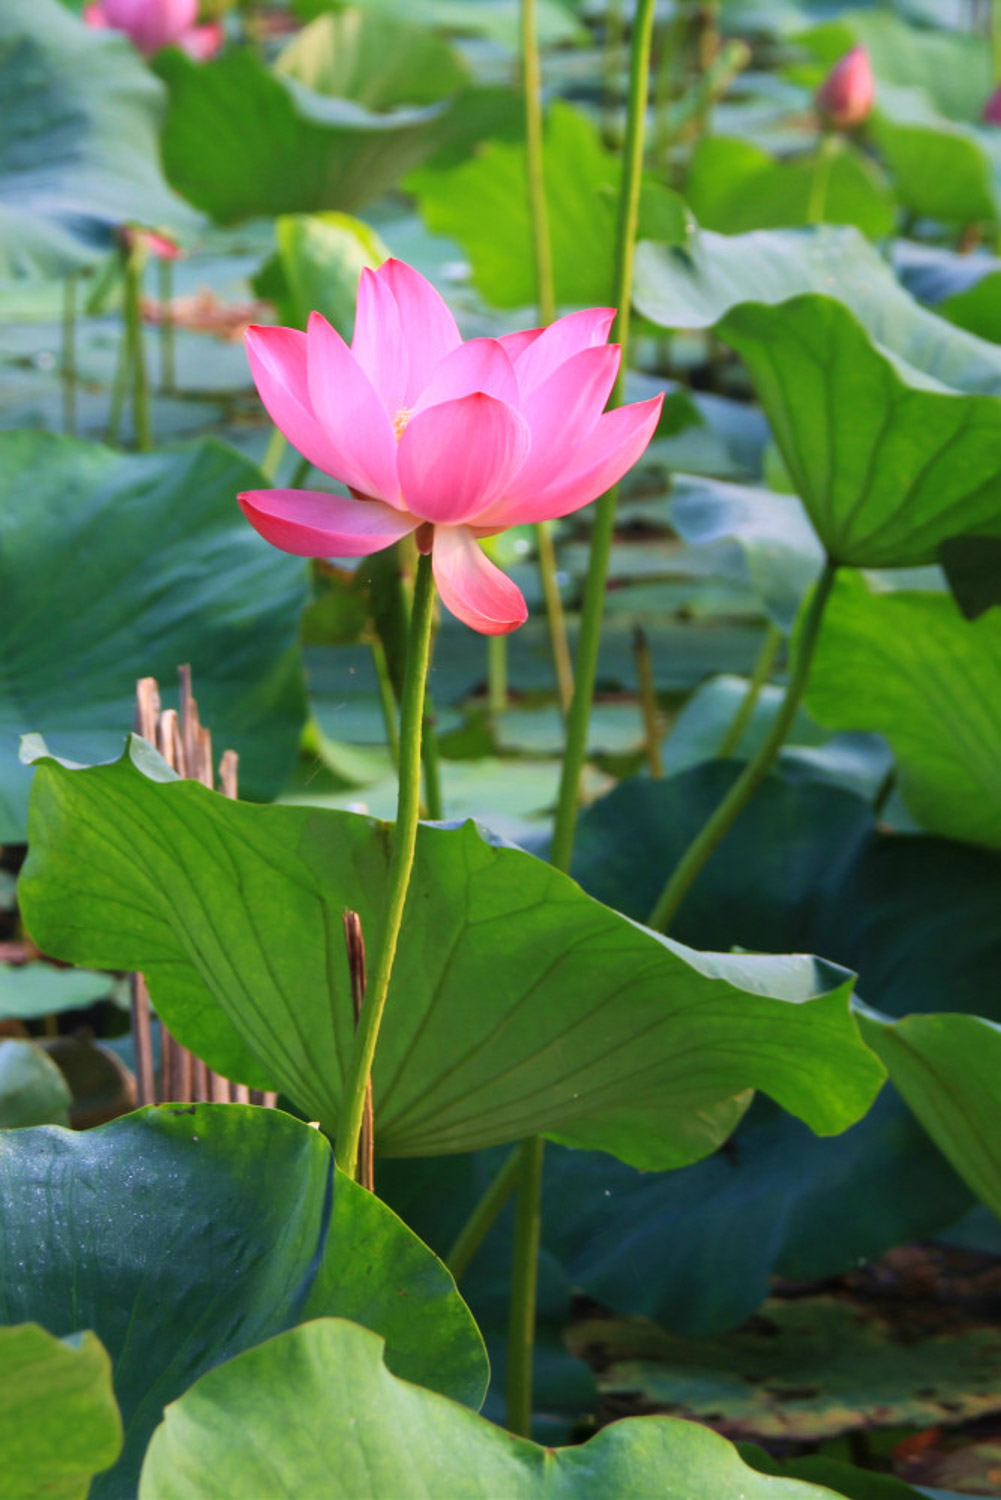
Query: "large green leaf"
139 1318 841 1500
0 1106 486 1500
685 135 894 240
276 8 472 108
155 47 457 225
293 0 584 48
807 573 1001 848
633 225 1001 395
0 433 308 840
873 88 1001 228
19 742 884 1170
409 99 690 309
635 228 1001 568
0 0 196 277
0 1038 71 1127
0 1325 121 1500
859 1010 1001 1223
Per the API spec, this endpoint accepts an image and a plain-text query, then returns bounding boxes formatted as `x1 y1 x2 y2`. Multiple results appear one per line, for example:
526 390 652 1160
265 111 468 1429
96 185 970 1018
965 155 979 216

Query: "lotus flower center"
393 408 413 442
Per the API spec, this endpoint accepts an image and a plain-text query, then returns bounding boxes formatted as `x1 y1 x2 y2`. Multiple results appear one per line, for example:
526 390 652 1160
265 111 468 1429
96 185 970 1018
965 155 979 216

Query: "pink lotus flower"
83 0 224 59
815 45 874 130
985 86 1001 125
238 261 663 635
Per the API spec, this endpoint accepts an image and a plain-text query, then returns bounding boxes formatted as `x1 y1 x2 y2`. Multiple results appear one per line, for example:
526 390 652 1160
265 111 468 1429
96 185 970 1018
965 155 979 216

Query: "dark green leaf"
0 433 308 840
0 1105 486 1499
0 0 196 277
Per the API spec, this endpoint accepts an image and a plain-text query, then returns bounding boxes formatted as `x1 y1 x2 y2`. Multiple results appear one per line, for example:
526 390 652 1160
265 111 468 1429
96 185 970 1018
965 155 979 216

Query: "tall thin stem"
488 634 508 720
123 248 152 452
522 0 574 718
158 257 176 393
334 552 436 1180
716 621 783 759
993 0 1001 80
549 0 659 875
648 562 838 933
505 1135 545 1437
807 131 837 226
62 274 77 437
446 1145 524 1282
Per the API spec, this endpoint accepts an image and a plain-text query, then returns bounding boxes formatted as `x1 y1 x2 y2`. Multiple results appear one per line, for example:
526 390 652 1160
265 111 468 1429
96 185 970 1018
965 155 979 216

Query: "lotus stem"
807 131 838 226
716 621 783 759
648 561 838 934
488 634 508 720
446 1145 524 1282
158 257 176 393
335 551 436 1180
633 626 664 777
549 0 659 875
993 0 1001 81
123 246 152 452
505 1134 546 1437
61 274 77 438
522 0 574 718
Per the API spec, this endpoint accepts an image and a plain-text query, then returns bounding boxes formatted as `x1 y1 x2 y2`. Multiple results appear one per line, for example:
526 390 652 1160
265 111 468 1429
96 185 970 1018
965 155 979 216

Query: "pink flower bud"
815 46 875 130
83 0 223 60
121 227 185 261
984 85 1001 125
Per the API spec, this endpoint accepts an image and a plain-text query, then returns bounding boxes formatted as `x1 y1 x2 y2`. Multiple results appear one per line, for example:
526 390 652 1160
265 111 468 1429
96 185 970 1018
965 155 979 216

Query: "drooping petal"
377 260 462 404
246 324 358 484
351 267 409 416
179 21 225 59
306 312 401 505
511 307 617 395
432 526 528 635
238 489 416 558
411 338 519 416
397 393 531 526
490 394 664 527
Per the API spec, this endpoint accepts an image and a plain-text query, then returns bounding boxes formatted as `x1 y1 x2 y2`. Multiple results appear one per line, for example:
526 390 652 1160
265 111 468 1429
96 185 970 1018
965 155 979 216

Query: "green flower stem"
334 551 436 1180
522 0 574 718
807 131 838 226
123 247 153 452
369 633 400 767
994 0 1001 83
648 561 838 934
446 1146 524 1282
488 634 508 719
158 257 176 394
549 0 659 876
61 274 78 437
290 454 312 489
716 621 783 759
105 317 132 446
633 626 664 777
262 428 287 481
505 1135 546 1438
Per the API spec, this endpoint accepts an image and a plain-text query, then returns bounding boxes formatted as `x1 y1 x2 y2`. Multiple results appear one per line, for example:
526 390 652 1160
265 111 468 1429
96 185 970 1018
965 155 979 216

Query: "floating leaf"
0 1106 486 1500
139 1318 841 1500
0 1325 121 1500
19 743 884 1170
570 1296 1001 1441
0 962 114 1021
0 433 308 840
807 574 1001 848
0 0 196 277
